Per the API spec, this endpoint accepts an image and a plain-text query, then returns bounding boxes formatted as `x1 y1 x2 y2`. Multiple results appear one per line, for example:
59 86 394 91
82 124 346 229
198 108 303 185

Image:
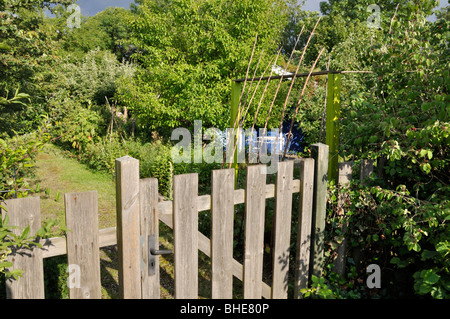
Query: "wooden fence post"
243 165 266 299
271 161 294 299
116 156 141 299
211 168 235 299
173 173 199 299
2 197 44 299
332 160 375 276
310 143 329 279
333 161 353 277
294 158 315 298
140 178 160 299
65 191 101 299
360 159 374 185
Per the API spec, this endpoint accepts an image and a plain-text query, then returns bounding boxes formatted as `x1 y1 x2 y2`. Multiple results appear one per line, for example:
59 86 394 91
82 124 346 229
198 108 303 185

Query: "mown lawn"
30 143 116 229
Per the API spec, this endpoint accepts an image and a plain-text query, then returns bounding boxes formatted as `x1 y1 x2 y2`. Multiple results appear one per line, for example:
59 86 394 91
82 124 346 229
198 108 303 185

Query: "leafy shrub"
72 133 176 198
321 6 450 300
55 104 105 154
126 139 175 198
53 48 135 107
320 175 450 299
0 126 51 199
0 214 41 280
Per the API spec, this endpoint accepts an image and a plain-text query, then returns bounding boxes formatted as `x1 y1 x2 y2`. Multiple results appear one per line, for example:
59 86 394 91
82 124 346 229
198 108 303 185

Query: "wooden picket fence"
1 143 329 299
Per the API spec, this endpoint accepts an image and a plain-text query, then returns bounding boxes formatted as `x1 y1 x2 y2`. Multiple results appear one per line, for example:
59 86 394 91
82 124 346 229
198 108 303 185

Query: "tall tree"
52 6 134 60
117 0 290 135
0 0 74 135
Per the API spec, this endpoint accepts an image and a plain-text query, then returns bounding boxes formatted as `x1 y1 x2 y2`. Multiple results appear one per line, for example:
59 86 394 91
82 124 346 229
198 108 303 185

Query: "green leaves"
0 124 50 198
0 212 45 279
390 256 413 268
413 241 450 298
300 275 337 299
436 241 450 257
420 162 431 174
122 0 288 132
413 269 442 297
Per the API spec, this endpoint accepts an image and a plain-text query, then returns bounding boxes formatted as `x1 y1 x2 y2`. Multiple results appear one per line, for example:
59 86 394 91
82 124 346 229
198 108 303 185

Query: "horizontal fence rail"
1 143 329 299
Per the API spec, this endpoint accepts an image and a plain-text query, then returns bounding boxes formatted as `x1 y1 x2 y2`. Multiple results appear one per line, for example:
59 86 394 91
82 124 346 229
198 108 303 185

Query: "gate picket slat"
243 165 266 299
211 169 235 299
272 161 294 299
294 158 315 298
2 197 44 299
116 156 141 299
173 173 198 299
140 178 160 299
65 191 101 299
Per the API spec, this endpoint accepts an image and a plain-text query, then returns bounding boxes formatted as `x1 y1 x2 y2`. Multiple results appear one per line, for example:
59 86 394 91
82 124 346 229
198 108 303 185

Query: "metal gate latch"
148 235 172 276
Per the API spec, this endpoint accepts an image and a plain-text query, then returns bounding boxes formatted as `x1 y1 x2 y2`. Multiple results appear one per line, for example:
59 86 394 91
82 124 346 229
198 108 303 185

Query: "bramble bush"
301 3 449 299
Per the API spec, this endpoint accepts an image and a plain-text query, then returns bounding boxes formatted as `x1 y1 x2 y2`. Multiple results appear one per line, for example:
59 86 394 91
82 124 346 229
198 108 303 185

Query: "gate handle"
147 235 172 276
150 248 172 255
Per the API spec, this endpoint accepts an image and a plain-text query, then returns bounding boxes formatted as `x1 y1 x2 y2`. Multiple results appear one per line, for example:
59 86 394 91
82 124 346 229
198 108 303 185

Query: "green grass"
29 143 116 229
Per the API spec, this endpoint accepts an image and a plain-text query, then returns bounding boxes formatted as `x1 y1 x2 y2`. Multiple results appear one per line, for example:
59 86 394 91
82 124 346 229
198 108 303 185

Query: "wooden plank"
272 161 294 299
294 158 315 298
41 236 67 258
243 165 266 299
359 159 374 185
338 161 353 186
40 227 116 259
115 156 141 299
2 197 44 299
140 178 160 299
310 144 329 278
99 227 117 248
211 169 235 299
173 173 198 299
65 191 101 299
157 181 299 218
159 209 272 299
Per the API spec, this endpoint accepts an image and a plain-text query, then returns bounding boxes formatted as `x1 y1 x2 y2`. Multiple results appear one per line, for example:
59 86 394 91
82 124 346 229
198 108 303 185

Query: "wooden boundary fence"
1 143 329 299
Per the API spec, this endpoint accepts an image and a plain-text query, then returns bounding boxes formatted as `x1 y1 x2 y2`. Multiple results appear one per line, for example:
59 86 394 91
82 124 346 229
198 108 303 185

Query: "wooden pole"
115 156 141 299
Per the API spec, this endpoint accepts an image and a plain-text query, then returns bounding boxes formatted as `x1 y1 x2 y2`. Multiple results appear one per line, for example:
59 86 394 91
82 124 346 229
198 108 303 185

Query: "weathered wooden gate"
1 143 328 299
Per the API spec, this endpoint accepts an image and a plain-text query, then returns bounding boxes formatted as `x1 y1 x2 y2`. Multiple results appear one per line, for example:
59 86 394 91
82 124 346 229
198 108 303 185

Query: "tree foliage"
116 0 290 135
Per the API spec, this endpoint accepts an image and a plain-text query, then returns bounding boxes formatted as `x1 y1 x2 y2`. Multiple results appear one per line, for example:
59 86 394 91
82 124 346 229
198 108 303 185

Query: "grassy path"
31 143 117 229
